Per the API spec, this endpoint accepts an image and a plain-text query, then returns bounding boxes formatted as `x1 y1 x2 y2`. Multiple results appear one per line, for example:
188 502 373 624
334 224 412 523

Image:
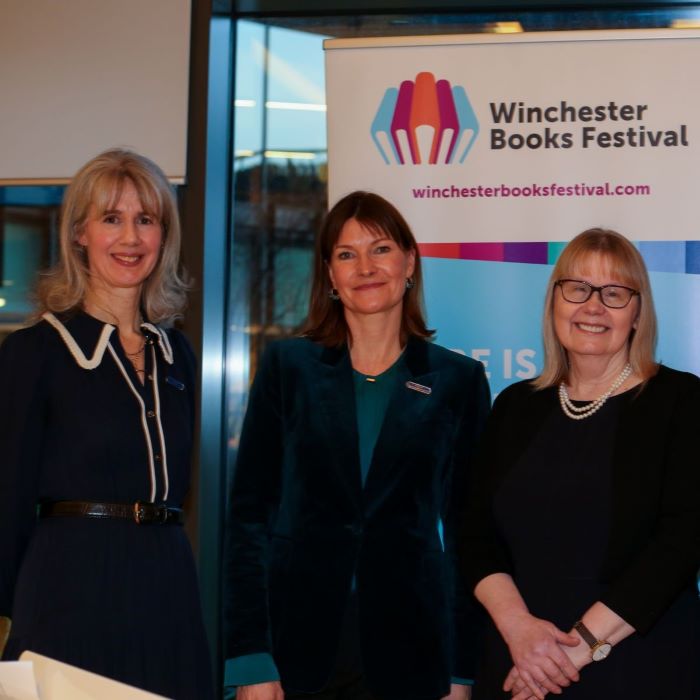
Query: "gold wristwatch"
574 620 612 661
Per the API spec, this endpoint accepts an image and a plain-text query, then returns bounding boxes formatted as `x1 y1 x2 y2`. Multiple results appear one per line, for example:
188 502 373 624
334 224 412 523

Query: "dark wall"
180 0 212 553
225 0 698 14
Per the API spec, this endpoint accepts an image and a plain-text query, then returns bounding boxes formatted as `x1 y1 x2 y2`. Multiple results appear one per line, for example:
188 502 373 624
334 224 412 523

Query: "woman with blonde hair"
0 149 213 699
460 228 700 699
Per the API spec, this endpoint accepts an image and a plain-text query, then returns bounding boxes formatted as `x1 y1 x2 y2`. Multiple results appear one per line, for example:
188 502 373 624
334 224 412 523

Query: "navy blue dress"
0 311 213 700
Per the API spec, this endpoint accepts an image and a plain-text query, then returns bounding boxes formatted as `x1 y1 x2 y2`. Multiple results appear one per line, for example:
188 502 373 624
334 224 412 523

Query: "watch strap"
574 620 612 662
573 620 598 649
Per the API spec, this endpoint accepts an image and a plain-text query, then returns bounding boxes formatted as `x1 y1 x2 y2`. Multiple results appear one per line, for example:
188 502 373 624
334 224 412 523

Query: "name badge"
166 375 186 391
405 381 432 395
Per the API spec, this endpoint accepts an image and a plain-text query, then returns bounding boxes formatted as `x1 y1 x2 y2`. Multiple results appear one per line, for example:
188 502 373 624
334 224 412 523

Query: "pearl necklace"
558 363 632 420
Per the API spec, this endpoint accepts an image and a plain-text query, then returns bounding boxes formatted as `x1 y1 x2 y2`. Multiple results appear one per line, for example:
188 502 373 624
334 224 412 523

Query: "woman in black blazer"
459 228 700 700
224 191 490 700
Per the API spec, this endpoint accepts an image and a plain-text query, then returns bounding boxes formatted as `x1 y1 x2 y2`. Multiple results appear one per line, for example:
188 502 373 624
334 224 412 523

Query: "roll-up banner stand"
325 30 700 396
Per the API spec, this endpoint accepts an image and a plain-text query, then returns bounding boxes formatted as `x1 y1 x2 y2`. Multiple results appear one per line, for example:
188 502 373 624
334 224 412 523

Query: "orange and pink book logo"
371 72 480 165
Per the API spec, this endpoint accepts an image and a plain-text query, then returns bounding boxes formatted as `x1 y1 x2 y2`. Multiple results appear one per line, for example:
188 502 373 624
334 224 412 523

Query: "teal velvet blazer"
225 337 491 699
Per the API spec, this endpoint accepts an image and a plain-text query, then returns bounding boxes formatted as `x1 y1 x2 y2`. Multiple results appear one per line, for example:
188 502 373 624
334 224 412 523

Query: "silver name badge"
405 381 432 395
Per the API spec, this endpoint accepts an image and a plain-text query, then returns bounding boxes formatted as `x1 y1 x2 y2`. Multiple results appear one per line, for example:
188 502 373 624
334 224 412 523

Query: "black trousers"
285 672 379 700
285 593 378 700
285 593 441 700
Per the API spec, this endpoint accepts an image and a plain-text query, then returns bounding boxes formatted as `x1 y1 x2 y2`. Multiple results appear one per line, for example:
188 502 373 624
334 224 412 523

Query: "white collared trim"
140 322 174 365
108 342 157 502
43 312 115 370
150 345 170 500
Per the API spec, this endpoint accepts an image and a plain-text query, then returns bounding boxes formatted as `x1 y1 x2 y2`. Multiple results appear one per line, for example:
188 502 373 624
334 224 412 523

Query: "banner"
325 30 700 394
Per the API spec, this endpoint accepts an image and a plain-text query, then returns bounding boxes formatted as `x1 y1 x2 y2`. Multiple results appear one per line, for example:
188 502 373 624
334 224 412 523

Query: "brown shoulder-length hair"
533 227 658 389
302 190 434 347
35 148 189 326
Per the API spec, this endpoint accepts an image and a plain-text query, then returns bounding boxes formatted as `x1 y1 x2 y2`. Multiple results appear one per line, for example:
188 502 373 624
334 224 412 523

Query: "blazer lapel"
364 339 437 499
316 345 364 502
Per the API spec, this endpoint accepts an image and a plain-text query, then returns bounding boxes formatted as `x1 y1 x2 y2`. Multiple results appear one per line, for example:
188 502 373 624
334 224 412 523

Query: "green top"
352 355 403 485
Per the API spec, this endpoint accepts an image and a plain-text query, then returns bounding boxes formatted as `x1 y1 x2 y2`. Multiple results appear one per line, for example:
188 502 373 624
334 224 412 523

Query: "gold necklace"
124 340 146 377
124 341 146 359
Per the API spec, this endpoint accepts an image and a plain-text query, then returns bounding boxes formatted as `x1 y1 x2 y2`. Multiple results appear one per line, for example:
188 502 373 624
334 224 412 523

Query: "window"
0 187 63 343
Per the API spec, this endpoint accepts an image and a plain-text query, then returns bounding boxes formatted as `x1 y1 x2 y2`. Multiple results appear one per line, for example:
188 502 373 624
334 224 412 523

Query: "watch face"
592 642 612 661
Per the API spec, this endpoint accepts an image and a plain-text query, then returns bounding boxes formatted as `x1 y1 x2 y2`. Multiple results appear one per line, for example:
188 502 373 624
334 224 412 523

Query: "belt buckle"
133 501 146 525
133 501 169 525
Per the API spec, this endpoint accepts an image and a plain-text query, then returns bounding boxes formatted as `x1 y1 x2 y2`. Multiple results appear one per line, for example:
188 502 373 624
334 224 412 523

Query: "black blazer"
225 337 490 698
459 365 700 635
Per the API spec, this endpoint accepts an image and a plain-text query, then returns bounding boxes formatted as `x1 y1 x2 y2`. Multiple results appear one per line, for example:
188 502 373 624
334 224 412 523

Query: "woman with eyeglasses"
459 228 700 699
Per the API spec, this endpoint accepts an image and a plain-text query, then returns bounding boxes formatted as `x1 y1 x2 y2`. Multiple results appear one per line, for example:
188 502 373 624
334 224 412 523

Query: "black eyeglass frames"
555 279 639 309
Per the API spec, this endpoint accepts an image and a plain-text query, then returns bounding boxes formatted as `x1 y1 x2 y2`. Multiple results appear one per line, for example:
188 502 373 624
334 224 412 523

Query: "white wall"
0 0 191 184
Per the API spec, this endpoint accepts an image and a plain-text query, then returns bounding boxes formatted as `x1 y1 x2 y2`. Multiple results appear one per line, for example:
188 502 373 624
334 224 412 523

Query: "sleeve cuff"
451 676 475 686
225 653 280 687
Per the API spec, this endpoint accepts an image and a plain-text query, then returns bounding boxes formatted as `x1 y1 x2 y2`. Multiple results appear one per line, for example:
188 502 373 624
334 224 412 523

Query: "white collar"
43 312 174 369
140 321 174 365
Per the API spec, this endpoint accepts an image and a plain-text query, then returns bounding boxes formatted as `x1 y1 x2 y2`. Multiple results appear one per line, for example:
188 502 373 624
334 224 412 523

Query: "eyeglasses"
556 279 639 309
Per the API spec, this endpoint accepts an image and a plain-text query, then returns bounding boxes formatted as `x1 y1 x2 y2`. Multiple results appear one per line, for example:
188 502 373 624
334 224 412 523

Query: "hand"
500 613 580 699
441 683 472 700
560 631 594 672
236 681 284 700
506 669 545 700
507 629 596 700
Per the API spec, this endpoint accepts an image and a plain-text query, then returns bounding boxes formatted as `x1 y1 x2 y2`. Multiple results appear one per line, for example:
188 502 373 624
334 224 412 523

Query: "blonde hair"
534 228 658 389
36 148 189 325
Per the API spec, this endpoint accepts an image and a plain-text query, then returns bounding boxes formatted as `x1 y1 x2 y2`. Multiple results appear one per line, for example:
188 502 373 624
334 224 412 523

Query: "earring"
405 277 415 290
328 288 340 301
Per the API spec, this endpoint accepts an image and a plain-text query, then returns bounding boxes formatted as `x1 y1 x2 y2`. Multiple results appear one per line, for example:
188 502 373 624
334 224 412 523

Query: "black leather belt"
38 500 184 525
